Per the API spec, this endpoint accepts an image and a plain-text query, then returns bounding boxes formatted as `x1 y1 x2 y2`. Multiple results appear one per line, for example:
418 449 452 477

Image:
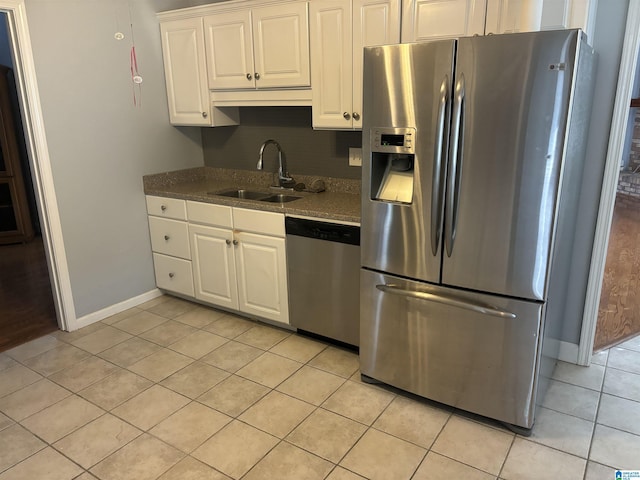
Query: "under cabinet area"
309 0 400 129
146 196 289 326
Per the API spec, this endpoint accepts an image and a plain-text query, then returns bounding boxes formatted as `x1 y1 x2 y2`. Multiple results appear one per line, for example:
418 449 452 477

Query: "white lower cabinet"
235 231 289 323
189 224 238 310
147 196 194 298
154 200 289 325
148 196 290 325
153 253 194 297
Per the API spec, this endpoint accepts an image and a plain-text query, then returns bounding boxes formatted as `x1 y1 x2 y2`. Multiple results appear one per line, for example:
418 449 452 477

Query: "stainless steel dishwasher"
285 216 360 347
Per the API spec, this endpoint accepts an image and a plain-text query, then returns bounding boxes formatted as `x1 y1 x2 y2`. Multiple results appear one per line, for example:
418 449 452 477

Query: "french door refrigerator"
360 30 596 433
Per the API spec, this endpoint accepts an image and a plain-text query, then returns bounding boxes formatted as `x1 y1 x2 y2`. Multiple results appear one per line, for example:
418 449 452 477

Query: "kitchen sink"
208 189 302 204
209 189 268 200
260 194 302 203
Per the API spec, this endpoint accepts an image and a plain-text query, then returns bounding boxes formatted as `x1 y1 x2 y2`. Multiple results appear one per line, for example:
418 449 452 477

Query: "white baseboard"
72 289 163 331
558 340 580 365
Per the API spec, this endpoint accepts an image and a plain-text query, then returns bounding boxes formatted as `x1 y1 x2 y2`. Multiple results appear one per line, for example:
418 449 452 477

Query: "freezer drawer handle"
375 284 516 319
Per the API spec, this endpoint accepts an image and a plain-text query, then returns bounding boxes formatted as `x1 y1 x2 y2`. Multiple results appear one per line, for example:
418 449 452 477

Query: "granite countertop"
143 167 361 223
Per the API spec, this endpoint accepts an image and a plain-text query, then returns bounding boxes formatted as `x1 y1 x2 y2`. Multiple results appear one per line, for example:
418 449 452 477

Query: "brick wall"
618 109 640 197
630 109 640 172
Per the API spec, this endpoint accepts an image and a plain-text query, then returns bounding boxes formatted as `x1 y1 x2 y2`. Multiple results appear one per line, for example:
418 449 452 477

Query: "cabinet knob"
164 235 170 241
202 111 208 118
233 239 239 246
353 112 360 121
255 73 260 80
160 205 167 211
343 112 351 120
226 239 231 245
246 73 252 80
168 272 174 278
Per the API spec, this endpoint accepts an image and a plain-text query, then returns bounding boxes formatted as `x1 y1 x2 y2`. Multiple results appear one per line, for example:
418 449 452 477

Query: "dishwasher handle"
285 217 360 246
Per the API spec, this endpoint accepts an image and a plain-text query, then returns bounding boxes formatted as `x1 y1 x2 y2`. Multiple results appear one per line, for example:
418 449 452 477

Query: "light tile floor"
1 295 639 480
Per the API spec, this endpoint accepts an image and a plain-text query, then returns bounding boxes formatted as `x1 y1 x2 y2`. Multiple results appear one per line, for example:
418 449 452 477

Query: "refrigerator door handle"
431 76 449 256
445 75 465 257
375 283 517 319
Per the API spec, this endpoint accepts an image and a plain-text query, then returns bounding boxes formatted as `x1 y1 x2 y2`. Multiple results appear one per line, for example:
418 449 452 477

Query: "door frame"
1 0 75 330
579 0 640 364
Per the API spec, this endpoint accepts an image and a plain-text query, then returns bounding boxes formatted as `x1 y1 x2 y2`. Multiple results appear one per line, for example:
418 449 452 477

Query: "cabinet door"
539 0 596 37
402 0 487 42
252 2 311 88
148 217 191 260
189 224 239 310
204 10 255 90
235 232 289 324
352 0 400 129
485 0 543 33
160 18 211 125
310 0 353 129
153 253 194 297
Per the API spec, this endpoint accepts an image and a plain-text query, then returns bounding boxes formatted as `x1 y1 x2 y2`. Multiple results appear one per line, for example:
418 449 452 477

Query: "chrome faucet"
257 139 295 188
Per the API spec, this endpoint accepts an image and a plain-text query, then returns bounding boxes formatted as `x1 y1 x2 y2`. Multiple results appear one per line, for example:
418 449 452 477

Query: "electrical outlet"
349 147 362 167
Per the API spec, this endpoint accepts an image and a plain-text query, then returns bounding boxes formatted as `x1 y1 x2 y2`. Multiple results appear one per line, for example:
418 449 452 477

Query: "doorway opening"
595 66 640 352
0 12 57 351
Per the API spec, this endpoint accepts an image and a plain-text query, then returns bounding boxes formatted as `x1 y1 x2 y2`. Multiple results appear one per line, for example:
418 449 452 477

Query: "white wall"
25 0 204 318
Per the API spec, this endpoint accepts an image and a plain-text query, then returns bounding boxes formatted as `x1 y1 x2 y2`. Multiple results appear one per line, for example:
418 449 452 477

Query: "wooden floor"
0 236 58 352
595 193 640 351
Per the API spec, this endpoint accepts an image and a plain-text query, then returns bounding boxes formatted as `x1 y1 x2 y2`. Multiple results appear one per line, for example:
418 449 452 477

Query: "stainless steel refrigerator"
360 30 596 433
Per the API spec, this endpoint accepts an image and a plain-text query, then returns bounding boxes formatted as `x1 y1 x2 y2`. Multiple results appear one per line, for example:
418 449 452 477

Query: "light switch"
349 148 362 167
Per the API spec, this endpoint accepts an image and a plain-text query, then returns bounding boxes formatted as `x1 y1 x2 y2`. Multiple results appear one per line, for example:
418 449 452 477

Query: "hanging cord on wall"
128 1 143 107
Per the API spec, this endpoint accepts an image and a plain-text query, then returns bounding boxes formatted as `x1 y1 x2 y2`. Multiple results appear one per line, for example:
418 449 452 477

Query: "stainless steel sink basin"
208 189 302 204
260 194 302 203
209 189 268 200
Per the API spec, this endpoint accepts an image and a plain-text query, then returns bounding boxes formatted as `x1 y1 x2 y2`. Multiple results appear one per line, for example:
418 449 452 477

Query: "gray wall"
25 0 204 318
202 107 362 179
562 0 630 345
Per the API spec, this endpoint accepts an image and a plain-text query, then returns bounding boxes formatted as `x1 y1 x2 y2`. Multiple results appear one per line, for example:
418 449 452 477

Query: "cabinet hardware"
233 239 239 246
202 111 208 118
246 73 252 80
161 205 167 211
343 112 351 120
255 73 260 80
353 112 360 121
226 239 231 245
168 272 174 278
164 235 170 241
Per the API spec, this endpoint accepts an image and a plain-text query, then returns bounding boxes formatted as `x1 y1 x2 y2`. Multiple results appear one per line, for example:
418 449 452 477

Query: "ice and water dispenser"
369 127 416 204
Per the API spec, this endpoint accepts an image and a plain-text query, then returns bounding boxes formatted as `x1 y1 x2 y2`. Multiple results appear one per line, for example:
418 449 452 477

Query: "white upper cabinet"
252 3 311 88
159 17 239 126
205 2 310 90
204 10 255 90
485 0 597 35
159 18 211 125
310 0 400 129
403 0 597 41
402 0 487 42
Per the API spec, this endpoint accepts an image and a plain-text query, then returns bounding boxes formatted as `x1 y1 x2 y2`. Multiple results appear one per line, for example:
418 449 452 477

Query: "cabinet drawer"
146 196 187 220
148 216 191 259
233 207 284 237
153 253 194 297
187 201 233 228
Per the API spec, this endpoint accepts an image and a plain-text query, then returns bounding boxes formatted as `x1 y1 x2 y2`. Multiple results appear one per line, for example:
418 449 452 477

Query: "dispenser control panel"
371 127 416 154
